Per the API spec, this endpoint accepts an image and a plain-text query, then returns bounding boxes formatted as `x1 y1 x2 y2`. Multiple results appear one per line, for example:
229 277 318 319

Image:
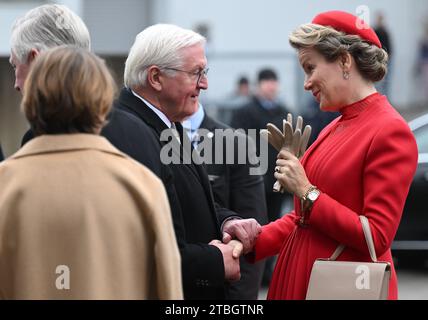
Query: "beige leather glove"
260 113 312 193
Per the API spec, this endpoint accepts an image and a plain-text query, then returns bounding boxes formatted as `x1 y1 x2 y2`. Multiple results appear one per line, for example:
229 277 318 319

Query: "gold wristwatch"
300 185 320 212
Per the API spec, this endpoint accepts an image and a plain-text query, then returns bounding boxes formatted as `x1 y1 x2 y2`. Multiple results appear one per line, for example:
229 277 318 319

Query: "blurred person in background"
217 75 252 124
229 76 252 108
230 68 290 285
249 10 417 300
303 98 339 146
374 11 393 96
416 21 428 101
237 76 251 95
0 46 182 299
8 4 91 145
183 103 268 299
232 76 252 103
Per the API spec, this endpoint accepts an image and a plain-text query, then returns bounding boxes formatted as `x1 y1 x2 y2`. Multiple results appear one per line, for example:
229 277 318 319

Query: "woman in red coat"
252 11 418 299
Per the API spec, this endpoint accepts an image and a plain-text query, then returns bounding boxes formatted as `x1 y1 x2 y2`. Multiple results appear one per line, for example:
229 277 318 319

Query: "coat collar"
115 88 169 137
115 89 220 223
115 88 192 163
130 89 172 129
11 134 126 160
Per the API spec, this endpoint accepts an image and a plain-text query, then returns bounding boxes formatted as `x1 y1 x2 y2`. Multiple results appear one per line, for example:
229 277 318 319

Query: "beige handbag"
306 215 391 300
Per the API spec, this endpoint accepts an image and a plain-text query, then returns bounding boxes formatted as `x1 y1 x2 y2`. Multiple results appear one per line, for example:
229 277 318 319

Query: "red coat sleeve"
309 118 418 257
252 211 297 261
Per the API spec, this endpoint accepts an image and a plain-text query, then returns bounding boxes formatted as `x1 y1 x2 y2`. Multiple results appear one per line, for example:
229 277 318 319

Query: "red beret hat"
312 10 382 48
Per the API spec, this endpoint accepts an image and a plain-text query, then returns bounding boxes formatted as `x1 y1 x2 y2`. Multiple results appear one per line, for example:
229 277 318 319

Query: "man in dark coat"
101 24 260 300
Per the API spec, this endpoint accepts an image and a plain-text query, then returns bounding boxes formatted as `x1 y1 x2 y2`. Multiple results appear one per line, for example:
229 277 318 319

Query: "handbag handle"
329 215 378 262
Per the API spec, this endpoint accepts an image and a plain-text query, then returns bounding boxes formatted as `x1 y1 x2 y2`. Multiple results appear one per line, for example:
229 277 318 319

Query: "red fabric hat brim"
312 10 382 48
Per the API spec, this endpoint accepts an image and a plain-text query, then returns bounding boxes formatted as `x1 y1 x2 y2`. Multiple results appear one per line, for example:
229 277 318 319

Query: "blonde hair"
289 23 388 82
22 46 116 135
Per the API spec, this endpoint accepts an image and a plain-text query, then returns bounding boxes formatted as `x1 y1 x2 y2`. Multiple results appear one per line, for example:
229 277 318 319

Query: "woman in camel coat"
0 47 182 299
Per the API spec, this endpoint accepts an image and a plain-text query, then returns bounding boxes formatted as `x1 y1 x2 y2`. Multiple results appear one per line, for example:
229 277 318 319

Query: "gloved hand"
260 113 312 193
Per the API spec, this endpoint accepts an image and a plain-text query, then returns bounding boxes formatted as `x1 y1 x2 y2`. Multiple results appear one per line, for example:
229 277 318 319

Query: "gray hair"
124 24 206 88
289 23 388 83
10 4 91 63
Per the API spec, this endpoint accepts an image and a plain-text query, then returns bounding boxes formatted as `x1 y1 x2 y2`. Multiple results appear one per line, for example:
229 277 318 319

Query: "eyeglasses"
163 67 209 86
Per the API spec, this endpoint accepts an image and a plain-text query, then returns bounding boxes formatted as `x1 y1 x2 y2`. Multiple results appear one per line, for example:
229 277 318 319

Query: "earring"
343 72 350 80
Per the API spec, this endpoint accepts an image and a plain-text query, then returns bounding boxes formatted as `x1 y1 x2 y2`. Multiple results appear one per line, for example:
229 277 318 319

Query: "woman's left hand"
274 149 312 198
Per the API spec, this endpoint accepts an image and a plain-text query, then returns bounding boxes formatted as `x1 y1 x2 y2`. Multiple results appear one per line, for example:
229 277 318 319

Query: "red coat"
254 93 418 299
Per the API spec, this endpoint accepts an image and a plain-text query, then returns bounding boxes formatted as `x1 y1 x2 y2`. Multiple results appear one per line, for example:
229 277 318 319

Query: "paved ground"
396 267 428 300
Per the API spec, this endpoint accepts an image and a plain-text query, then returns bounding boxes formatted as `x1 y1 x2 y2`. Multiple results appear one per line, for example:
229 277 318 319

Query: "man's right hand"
209 240 241 282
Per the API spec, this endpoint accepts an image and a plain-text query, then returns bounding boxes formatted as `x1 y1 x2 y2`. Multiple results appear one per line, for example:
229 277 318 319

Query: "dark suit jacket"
230 96 289 195
200 115 267 225
199 115 268 299
102 88 236 299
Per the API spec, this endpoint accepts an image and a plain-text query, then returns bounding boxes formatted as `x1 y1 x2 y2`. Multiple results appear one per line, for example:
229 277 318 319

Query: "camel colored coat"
0 134 182 299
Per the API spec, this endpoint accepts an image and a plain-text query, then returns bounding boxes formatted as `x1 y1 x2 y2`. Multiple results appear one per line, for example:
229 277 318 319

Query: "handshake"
260 113 312 193
210 218 262 282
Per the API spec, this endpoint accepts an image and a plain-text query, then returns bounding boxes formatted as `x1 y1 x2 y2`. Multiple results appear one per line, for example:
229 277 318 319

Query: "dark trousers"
266 192 285 223
227 258 265 299
262 192 285 286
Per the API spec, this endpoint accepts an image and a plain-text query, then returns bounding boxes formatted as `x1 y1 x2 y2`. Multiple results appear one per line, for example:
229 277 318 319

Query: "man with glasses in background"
102 24 261 300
